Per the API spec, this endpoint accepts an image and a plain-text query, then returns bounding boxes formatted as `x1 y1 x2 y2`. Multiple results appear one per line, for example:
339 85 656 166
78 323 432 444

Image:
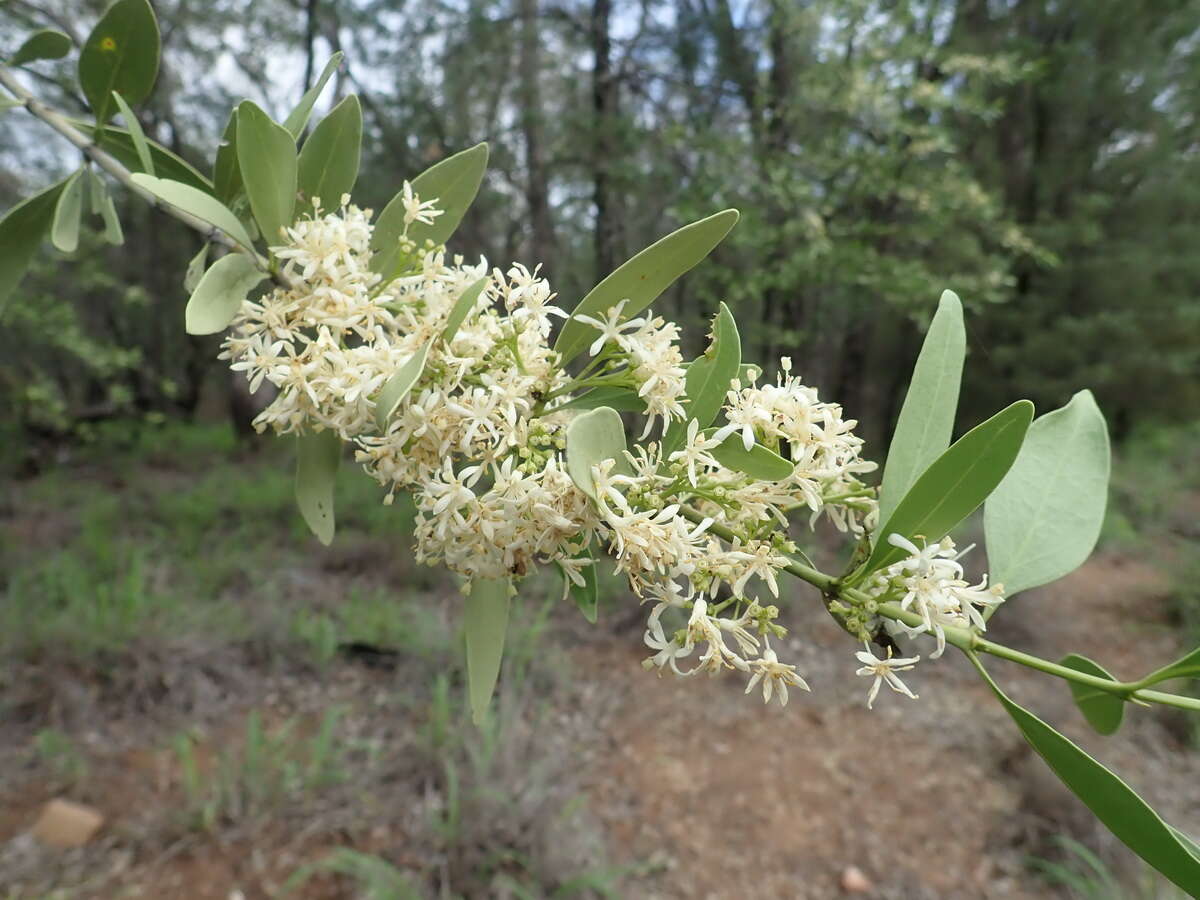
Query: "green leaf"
565 406 630 501
464 577 510 726
74 121 211 189
1140 647 1200 688
298 95 361 207
185 253 266 336
212 111 242 203
183 243 208 293
1060 654 1125 735
554 386 647 414
441 277 490 342
110 91 154 176
130 173 255 250
236 101 298 246
371 143 489 276
561 549 598 623
661 301 741 459
50 169 85 253
295 430 341 546
87 169 123 245
0 180 68 314
374 343 432 432
78 0 159 123
10 28 72 65
282 53 343 138
972 656 1200 896
862 400 1034 576
554 209 739 365
707 432 794 481
984 390 1110 597
876 290 965 533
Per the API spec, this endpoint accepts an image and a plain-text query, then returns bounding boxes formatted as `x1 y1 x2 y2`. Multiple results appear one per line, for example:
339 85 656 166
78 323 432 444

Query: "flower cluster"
218 192 892 708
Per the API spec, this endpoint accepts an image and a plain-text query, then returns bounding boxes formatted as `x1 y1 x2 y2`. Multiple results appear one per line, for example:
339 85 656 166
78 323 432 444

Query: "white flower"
667 419 721 486
573 299 646 358
855 645 920 709
744 643 810 706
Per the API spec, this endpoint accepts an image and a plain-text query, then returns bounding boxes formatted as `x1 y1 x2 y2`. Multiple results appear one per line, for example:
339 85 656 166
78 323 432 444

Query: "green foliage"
295 430 341 546
876 290 965 532
184 252 265 335
707 432 793 481
441 276 489 342
49 168 85 253
464 577 510 725
77 0 159 124
10 29 71 66
565 406 628 501
552 386 645 414
212 111 242 203
110 91 154 176
0 179 66 312
282 53 343 138
862 400 1034 575
76 120 212 188
297 95 362 207
1060 653 1125 735
562 548 599 624
130 173 254 250
374 342 431 431
236 100 298 246
371 143 489 277
661 301 740 458
974 657 1200 896
554 209 739 365
985 390 1111 596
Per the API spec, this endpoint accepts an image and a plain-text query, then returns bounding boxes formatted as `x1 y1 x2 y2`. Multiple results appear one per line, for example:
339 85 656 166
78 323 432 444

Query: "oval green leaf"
465 576 510 726
1140 647 1200 688
78 0 159 123
282 53 343 138
554 386 647 414
972 656 1200 896
708 432 794 482
863 400 1034 576
10 29 72 65
0 179 68 314
984 390 1110 597
374 343 432 432
110 91 154 176
212 111 241 203
441 277 490 342
236 101 298 247
566 406 630 501
661 301 741 459
295 430 341 546
298 95 362 207
183 243 208 293
1060 653 1125 735
74 120 211 189
88 169 124 245
876 290 965 533
130 173 255 250
50 169 85 253
371 143 489 276
185 253 266 336
554 209 739 365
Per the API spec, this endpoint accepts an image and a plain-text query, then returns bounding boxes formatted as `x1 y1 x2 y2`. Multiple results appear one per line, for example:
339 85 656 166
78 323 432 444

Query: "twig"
0 65 281 285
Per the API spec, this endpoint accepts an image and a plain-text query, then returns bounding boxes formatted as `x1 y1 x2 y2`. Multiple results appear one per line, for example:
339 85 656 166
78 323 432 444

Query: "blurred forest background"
2 1 1200 898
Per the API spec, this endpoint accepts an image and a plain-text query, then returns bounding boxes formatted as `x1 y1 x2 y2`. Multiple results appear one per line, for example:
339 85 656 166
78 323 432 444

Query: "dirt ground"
1 454 1197 898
